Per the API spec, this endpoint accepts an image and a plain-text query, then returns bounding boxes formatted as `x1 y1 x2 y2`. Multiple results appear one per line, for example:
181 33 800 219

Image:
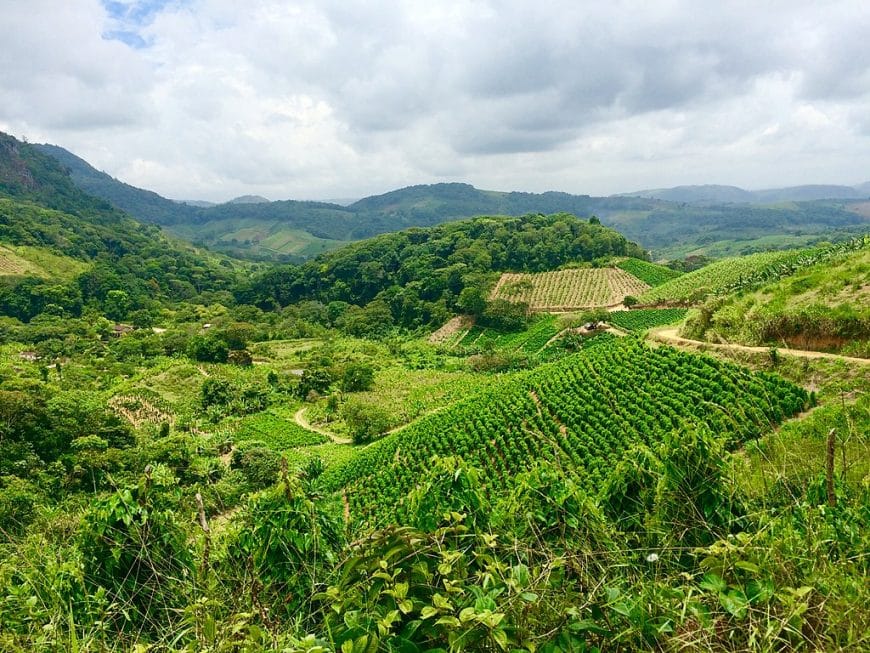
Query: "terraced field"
492 267 650 310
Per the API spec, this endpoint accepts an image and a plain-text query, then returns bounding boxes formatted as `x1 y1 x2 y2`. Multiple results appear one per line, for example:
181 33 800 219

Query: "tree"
342 399 391 444
187 334 229 363
340 362 374 392
104 289 130 321
456 286 487 316
296 367 333 400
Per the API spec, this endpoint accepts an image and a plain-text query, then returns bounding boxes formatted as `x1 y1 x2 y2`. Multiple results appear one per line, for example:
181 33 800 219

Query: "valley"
0 130 867 652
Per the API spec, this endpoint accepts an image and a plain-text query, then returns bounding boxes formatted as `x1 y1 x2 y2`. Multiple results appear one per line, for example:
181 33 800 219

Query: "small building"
112 323 135 337
19 351 41 362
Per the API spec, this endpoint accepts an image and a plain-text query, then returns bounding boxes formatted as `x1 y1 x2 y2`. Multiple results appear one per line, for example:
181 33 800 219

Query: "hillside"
490 267 649 310
0 134 241 322
682 242 870 355
37 143 870 261
621 182 870 204
237 212 645 329
639 237 868 305
324 337 809 526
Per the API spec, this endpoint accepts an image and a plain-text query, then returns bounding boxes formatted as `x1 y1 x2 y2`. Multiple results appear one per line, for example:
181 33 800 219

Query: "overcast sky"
2 0 869 202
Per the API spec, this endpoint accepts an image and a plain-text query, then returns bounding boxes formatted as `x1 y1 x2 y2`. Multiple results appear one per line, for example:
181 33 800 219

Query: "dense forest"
0 135 240 322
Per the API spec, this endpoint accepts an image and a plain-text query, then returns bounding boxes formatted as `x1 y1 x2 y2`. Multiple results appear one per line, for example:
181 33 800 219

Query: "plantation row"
608 308 688 332
616 257 682 287
492 267 650 310
641 236 870 304
323 339 809 525
458 314 559 353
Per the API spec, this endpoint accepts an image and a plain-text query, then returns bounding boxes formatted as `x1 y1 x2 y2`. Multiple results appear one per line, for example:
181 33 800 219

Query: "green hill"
0 133 240 321
639 237 868 305
237 213 646 329
37 144 870 261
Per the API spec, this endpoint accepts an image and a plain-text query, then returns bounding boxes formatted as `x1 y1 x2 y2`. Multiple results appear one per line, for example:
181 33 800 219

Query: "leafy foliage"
608 308 688 332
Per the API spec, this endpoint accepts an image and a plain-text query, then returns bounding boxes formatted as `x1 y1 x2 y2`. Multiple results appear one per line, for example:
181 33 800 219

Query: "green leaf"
734 560 760 575
719 590 748 619
435 616 460 628
699 573 727 593
420 606 438 620
491 628 509 651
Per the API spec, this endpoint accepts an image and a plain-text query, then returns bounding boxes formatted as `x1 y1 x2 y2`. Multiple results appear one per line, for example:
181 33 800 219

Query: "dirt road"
649 328 870 366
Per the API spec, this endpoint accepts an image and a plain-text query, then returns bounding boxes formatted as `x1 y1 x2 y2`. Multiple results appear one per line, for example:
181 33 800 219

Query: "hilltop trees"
238 213 646 329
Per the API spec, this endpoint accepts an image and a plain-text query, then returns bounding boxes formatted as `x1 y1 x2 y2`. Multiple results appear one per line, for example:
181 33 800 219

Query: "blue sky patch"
101 0 184 47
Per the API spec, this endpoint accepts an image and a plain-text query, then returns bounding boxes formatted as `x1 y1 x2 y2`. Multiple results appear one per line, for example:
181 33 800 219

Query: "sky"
2 0 869 203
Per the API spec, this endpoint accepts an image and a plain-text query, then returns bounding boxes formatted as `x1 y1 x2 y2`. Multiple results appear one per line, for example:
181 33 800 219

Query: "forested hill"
36 143 870 262
0 133 239 322
236 213 644 329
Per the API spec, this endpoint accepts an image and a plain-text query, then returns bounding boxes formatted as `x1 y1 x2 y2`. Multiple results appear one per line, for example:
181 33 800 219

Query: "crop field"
641 237 869 304
324 339 809 525
616 258 682 286
608 308 688 332
231 410 327 450
458 314 560 353
491 267 650 310
0 245 39 276
0 243 90 279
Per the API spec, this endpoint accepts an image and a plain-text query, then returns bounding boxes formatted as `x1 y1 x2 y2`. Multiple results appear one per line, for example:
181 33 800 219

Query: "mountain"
751 184 866 203
177 199 216 208
33 143 200 224
36 144 870 262
0 132 239 322
621 182 869 204
616 184 756 204
227 194 270 204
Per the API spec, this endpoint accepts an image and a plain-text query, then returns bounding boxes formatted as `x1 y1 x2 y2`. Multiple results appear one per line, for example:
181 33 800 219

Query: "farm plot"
491 267 650 311
324 338 809 526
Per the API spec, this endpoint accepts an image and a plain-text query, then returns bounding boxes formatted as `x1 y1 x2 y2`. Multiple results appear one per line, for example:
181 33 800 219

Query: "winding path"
293 407 351 444
648 327 870 366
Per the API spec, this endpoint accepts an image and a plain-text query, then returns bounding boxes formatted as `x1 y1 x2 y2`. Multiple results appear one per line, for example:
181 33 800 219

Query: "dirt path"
293 407 351 444
649 327 870 365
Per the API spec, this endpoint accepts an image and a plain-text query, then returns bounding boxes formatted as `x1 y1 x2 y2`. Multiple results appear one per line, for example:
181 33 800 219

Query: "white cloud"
1 0 869 201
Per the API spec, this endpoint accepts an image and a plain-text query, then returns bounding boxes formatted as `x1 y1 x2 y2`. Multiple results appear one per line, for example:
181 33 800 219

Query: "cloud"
1 0 869 200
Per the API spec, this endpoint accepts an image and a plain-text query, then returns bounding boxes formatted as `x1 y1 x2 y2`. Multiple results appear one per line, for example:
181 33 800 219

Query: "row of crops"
323 338 809 526
608 308 688 332
641 236 870 304
458 315 559 353
616 258 682 287
492 268 650 310
232 410 327 450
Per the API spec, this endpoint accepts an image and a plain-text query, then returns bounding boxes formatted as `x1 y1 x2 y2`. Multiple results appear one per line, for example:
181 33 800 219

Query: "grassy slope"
683 245 869 354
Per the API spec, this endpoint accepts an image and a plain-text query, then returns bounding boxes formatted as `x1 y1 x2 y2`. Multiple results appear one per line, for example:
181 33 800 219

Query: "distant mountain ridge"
34 142 870 262
619 183 870 204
